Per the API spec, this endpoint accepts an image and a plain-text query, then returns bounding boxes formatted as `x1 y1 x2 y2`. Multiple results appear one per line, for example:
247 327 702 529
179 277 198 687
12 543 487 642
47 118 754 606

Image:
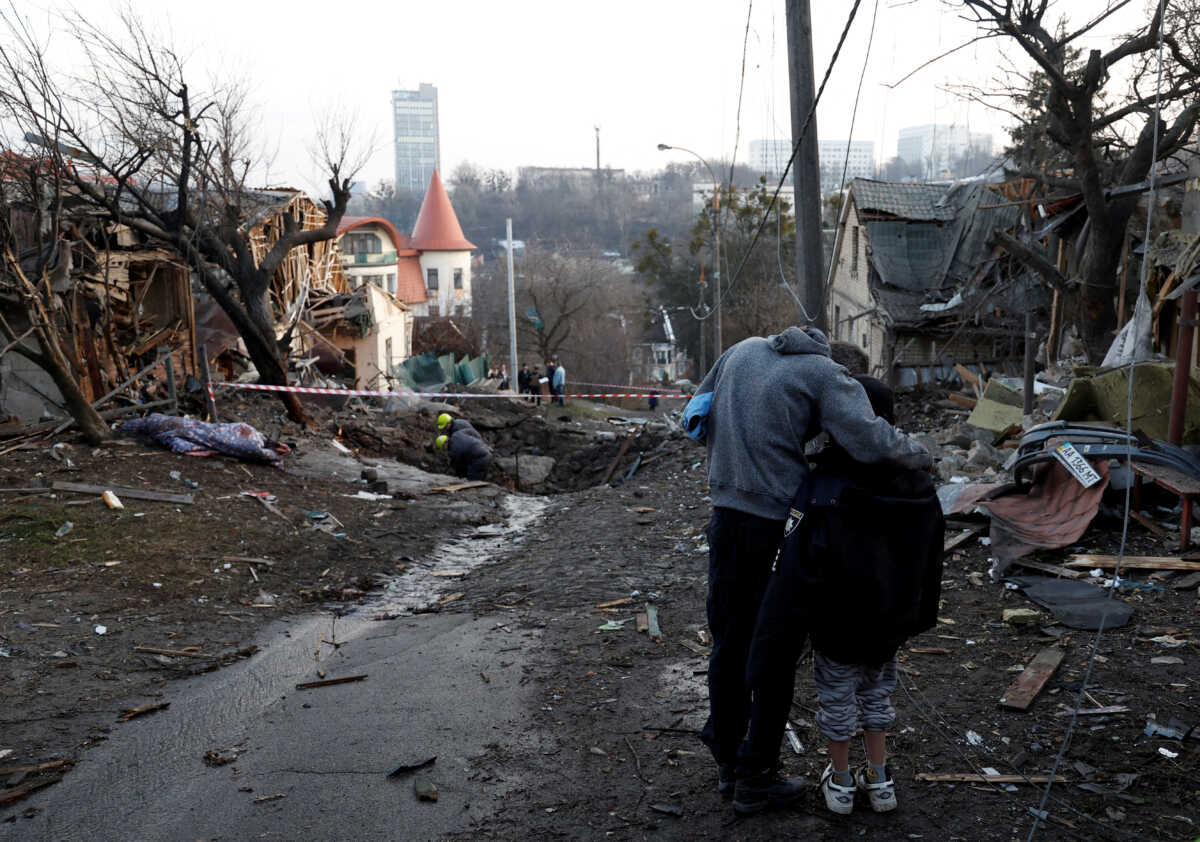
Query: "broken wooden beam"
119 702 170 721
947 393 978 409
133 646 211 659
295 675 368 690
600 436 634 486
943 525 985 553
915 773 1069 784
1067 555 1200 571
596 597 634 610
51 481 193 505
0 774 65 807
1010 559 1084 579
1000 645 1066 710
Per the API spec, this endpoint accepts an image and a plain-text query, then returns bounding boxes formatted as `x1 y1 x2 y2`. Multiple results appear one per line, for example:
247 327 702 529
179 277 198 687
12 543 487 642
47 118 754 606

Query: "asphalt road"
4 608 540 842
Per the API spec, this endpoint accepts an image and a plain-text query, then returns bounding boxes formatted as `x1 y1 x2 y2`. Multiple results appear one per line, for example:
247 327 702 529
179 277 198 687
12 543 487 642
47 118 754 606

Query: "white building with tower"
409 169 476 319
392 83 440 195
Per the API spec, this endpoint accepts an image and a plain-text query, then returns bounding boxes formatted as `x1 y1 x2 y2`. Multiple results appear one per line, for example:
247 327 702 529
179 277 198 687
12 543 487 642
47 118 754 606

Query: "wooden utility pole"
506 219 518 391
595 126 600 171
786 0 827 331
1169 154 1200 443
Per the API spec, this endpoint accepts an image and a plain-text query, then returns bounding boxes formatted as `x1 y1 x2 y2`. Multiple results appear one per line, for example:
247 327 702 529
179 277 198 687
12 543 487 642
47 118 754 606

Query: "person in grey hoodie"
692 325 930 816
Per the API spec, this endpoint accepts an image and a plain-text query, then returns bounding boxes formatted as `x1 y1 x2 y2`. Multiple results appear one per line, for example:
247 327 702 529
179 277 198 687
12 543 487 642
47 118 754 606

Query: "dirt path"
3 401 1199 840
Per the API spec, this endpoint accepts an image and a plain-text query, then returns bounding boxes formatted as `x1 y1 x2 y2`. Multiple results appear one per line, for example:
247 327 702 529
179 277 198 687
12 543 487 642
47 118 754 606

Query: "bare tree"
959 0 1200 361
0 5 365 423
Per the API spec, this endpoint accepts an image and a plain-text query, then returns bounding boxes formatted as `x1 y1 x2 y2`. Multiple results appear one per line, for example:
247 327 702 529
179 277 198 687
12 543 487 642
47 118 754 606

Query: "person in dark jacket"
436 413 481 440
435 429 492 481
693 328 930 817
518 364 533 400
750 375 943 817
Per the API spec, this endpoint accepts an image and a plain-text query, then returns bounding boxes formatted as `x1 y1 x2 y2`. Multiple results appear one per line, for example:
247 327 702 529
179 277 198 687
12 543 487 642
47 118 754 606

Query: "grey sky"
37 1 1154 190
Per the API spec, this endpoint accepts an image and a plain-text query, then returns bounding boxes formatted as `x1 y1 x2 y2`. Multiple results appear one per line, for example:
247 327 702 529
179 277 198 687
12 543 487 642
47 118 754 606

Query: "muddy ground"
2 389 1199 840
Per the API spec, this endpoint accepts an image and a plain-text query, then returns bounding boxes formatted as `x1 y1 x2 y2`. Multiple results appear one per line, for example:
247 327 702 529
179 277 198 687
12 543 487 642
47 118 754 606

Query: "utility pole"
1169 152 1200 443
786 0 827 331
595 126 600 171
506 218 518 392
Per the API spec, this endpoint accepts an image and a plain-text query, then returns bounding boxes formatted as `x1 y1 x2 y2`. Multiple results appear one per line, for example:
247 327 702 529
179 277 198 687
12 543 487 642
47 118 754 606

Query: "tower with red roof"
411 169 476 318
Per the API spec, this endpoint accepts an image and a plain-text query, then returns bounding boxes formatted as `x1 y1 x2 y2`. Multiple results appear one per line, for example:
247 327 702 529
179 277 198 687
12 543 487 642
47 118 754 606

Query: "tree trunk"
1077 202 1137 362
242 287 309 425
34 330 113 444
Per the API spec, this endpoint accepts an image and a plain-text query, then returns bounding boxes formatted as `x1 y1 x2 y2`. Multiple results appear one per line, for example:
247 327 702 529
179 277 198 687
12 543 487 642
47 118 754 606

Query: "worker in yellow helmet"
435 412 481 440
434 426 492 481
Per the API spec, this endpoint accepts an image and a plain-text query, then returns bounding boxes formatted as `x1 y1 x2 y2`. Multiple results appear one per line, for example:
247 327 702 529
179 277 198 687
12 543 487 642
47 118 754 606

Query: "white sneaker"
819 763 856 815
856 764 897 812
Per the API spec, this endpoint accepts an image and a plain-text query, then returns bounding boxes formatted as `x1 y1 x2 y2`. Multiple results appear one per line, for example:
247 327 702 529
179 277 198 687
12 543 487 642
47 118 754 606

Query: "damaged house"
828 178 1047 385
1 194 197 427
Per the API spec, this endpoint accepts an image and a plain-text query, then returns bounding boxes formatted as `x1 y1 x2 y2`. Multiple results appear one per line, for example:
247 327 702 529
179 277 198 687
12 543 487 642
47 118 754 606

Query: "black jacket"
448 429 491 478
794 449 944 664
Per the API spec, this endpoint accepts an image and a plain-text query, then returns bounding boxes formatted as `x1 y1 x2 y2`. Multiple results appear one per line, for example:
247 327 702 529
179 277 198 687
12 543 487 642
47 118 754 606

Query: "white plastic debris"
1159 747 1179 759
102 490 124 510
93 625 107 635
54 522 74 538
966 730 983 746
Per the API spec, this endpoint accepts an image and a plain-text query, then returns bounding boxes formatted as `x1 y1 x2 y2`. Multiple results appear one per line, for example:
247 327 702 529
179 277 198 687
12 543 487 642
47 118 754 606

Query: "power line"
696 0 867 321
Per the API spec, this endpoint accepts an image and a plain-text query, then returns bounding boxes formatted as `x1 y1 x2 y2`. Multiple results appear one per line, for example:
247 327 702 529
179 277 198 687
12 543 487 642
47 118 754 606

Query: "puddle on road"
368 493 549 615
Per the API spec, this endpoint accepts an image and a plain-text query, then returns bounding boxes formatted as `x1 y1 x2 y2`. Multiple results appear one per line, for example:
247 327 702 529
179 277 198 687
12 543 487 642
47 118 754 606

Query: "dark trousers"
701 507 797 774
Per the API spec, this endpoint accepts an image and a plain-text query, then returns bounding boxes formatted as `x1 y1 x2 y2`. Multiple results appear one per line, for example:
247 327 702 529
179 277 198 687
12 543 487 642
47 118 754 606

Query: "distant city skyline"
24 0 1146 198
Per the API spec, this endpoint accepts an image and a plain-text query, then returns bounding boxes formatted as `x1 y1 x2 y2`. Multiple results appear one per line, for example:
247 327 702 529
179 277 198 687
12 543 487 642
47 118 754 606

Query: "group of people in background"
516 360 565 407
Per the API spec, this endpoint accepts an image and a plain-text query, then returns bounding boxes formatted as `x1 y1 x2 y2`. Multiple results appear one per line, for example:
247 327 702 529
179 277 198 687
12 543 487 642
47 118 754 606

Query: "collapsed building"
828 178 1047 386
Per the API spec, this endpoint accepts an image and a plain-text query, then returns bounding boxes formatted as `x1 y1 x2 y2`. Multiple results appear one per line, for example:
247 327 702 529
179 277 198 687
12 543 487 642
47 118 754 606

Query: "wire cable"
694 0 866 322
1026 1 1168 838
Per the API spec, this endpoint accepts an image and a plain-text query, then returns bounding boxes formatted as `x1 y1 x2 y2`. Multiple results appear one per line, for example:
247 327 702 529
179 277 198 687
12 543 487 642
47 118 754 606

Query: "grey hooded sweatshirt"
695 326 931 520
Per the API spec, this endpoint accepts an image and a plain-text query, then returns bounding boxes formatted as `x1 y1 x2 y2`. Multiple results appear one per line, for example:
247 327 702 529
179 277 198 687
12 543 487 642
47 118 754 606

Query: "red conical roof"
410 169 476 251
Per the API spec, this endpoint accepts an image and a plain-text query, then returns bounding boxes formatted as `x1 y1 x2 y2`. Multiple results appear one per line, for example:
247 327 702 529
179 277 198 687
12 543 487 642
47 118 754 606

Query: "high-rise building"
750 138 875 194
896 125 992 180
817 140 876 194
392 83 440 196
749 139 794 180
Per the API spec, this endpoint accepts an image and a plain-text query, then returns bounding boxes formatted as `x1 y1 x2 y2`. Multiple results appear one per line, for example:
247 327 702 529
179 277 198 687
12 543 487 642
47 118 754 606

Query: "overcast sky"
30 0 1155 191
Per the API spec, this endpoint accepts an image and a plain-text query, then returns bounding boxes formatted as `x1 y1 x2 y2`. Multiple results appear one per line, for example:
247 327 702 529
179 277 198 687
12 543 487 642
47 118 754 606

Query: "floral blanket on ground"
120 413 289 463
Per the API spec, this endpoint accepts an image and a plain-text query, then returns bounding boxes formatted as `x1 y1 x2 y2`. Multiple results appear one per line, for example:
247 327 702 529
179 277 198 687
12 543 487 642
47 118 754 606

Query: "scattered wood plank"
133 646 211 659
999 645 1066 710
1054 705 1130 717
677 638 710 657
439 592 465 607
0 773 65 807
1010 558 1084 579
1067 555 1200 571
915 773 1069 784
295 674 368 691
630 506 657 514
600 436 634 486
944 525 985 553
51 481 193 505
947 393 978 409
119 702 170 721
1129 510 1170 538
635 612 650 633
0 759 70 777
429 570 467 578
909 647 952 655
222 556 276 567
596 597 634 610
429 481 490 493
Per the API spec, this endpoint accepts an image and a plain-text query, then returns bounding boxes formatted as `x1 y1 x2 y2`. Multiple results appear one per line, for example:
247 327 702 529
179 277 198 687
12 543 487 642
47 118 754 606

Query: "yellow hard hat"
434 435 448 451
436 413 452 430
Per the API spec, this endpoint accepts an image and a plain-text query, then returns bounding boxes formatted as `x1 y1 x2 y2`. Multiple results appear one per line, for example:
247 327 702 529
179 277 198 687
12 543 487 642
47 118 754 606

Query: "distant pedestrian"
499 364 510 391
518 363 534 402
648 391 659 412
553 362 565 407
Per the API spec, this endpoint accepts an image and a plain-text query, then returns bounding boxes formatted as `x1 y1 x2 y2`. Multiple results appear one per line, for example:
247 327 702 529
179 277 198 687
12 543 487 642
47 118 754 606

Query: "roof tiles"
410 169 476 251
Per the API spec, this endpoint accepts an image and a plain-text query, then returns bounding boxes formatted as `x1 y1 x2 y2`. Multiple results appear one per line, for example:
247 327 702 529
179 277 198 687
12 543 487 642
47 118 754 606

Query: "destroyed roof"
859 181 1030 328
850 178 955 222
410 169 476 251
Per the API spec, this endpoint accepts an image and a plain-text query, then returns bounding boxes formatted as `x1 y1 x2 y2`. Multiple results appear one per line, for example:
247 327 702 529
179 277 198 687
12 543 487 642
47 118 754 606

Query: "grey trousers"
813 652 898 742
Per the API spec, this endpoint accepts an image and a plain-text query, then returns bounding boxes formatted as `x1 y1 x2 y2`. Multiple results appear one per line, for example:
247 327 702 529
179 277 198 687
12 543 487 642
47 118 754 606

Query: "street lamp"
657 143 722 356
